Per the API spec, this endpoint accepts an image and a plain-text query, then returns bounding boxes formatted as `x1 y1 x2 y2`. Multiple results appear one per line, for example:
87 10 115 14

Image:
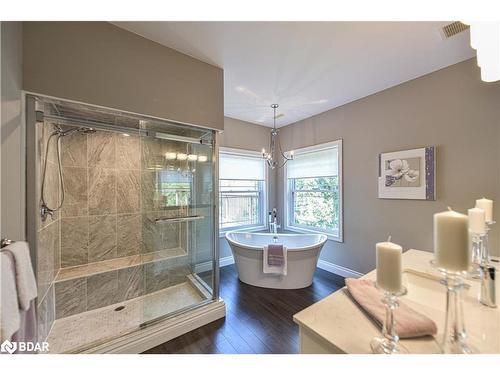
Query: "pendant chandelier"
261 104 294 169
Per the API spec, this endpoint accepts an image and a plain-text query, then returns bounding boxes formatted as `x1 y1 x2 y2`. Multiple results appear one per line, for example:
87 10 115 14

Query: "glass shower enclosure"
26 95 220 353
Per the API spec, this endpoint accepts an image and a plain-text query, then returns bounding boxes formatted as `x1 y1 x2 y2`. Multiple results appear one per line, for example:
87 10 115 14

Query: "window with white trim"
219 149 267 233
285 140 343 241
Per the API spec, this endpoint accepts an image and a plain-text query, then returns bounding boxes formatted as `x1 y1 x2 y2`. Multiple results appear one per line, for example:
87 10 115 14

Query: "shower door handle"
155 215 205 224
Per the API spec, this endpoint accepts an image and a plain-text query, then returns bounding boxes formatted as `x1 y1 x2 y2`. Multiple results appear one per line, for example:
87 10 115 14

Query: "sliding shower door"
139 129 216 326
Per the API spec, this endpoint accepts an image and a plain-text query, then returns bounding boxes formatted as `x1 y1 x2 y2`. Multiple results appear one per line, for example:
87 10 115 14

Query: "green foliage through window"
160 182 191 207
289 176 339 233
157 170 192 207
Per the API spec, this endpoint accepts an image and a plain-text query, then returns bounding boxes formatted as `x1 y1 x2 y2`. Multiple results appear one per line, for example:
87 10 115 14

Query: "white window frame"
218 147 269 237
283 139 343 242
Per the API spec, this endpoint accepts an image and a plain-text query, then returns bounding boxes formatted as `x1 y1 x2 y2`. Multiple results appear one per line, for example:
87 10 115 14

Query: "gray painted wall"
277 59 500 274
1 21 224 243
23 22 224 130
1 21 24 241
218 116 277 258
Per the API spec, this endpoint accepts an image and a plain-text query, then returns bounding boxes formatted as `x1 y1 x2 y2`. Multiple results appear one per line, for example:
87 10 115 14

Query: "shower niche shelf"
55 247 188 282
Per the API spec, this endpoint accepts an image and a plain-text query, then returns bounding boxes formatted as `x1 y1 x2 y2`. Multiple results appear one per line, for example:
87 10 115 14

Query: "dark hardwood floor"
143 265 345 354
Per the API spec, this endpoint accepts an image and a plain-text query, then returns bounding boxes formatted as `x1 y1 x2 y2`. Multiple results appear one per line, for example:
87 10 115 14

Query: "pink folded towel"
267 244 284 266
345 278 438 338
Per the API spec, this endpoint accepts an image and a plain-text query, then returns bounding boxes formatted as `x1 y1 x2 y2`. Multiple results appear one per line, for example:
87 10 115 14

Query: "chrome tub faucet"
269 208 280 234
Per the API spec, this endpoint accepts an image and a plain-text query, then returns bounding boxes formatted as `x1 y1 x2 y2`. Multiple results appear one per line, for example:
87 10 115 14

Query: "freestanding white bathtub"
225 232 328 289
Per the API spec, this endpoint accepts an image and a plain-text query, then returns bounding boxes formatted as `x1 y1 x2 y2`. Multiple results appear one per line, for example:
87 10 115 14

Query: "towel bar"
155 215 205 224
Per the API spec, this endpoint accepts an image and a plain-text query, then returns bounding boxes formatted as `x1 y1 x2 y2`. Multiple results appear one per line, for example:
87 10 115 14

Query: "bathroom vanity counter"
293 249 500 354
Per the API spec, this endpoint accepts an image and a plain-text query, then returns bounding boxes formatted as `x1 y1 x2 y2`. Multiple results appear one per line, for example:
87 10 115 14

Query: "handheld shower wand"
40 125 96 221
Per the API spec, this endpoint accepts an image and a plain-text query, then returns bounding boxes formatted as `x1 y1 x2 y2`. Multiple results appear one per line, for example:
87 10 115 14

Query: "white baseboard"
194 256 235 274
317 259 363 279
193 261 211 274
220 255 235 268
195 256 360 279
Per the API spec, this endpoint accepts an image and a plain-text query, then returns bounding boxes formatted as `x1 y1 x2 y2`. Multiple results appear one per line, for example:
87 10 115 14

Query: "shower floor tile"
46 281 204 353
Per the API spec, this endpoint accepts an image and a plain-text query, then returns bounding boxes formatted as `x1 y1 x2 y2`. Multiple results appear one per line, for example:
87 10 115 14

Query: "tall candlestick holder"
431 261 475 354
370 286 409 354
481 221 495 266
480 221 497 308
470 233 485 279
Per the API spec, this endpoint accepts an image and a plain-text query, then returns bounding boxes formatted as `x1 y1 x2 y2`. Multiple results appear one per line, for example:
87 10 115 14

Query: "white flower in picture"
404 169 420 183
387 159 410 179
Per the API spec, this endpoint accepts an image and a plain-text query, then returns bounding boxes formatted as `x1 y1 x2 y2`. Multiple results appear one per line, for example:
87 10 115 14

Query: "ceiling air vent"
441 21 469 39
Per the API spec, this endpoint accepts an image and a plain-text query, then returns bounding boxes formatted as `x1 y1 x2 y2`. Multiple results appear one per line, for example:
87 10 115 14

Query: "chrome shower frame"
41 113 213 146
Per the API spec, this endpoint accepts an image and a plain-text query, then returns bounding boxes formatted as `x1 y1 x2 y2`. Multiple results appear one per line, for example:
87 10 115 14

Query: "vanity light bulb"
198 155 208 162
176 153 187 161
165 152 177 160
187 154 198 161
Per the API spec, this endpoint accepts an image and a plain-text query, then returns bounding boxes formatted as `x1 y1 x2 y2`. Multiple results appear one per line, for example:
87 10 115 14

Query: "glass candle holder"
470 233 484 279
431 261 476 354
370 285 409 354
480 221 497 308
481 221 496 266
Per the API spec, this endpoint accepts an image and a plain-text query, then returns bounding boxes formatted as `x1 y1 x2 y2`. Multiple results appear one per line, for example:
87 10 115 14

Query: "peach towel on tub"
345 278 437 338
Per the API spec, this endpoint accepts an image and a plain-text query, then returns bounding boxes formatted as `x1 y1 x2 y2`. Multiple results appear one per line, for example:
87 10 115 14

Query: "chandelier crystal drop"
261 104 294 169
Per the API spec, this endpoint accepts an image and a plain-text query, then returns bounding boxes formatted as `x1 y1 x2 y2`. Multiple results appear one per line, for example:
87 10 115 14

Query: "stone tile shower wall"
57 130 146 267
37 126 195 329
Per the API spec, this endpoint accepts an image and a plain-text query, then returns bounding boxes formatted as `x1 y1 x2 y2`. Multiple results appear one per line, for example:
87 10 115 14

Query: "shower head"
58 126 96 136
78 127 96 134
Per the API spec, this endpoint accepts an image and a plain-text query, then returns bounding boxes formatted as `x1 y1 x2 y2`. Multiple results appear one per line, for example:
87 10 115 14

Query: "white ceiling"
113 22 475 127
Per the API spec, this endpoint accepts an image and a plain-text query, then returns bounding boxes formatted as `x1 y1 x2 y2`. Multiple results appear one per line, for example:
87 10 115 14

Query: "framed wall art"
378 146 436 200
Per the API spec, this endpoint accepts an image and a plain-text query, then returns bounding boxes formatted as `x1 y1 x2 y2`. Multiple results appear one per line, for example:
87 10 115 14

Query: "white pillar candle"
468 207 486 235
476 197 493 223
434 209 470 272
376 239 403 293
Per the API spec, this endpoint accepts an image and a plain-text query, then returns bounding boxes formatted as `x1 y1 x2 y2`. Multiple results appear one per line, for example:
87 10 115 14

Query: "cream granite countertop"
293 249 500 354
